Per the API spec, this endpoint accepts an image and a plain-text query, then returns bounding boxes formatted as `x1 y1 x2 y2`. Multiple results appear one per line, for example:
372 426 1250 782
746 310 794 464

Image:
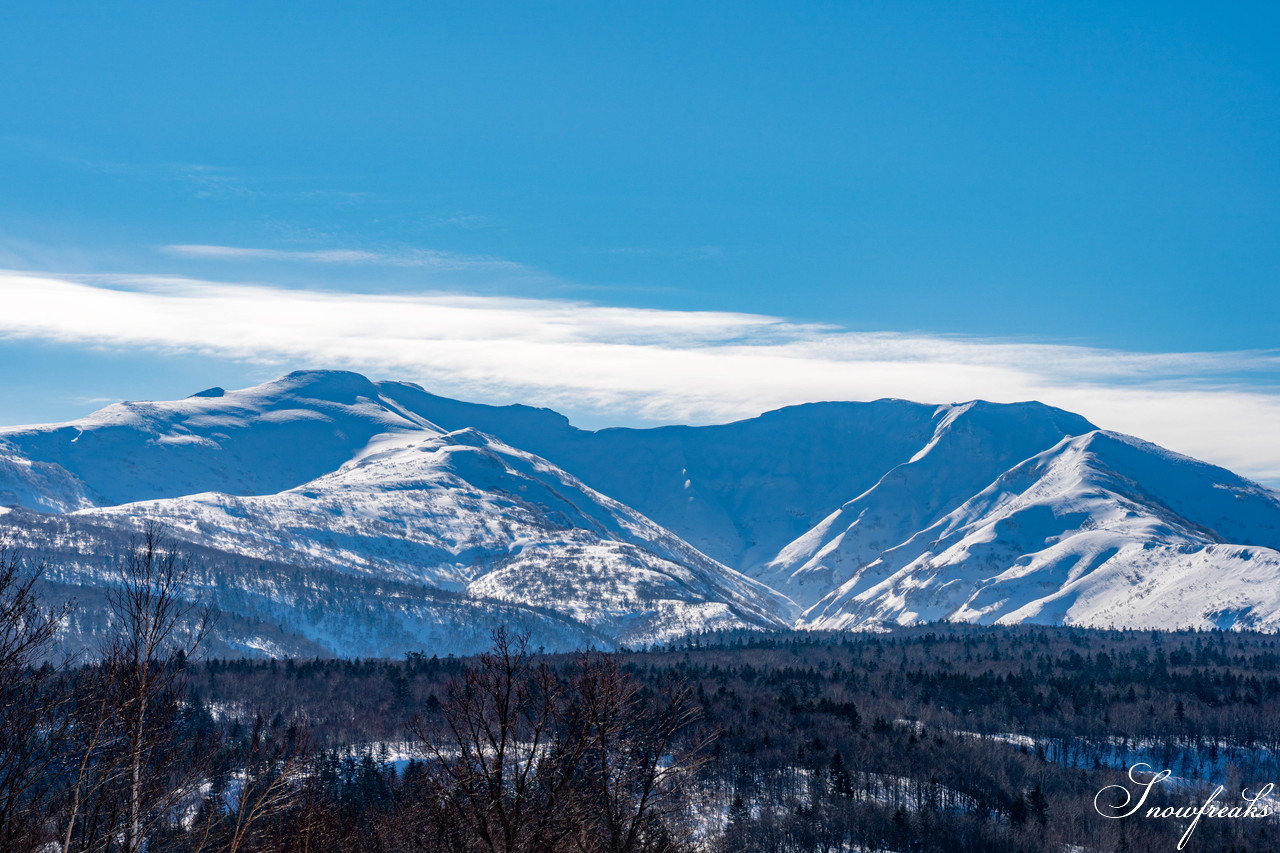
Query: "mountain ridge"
3 369 1277 656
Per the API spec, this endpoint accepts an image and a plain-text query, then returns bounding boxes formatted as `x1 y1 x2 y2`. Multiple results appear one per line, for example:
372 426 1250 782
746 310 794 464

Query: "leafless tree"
566 654 711 853
409 629 588 853
186 716 312 853
407 630 710 853
58 526 216 853
56 657 133 853
0 549 67 850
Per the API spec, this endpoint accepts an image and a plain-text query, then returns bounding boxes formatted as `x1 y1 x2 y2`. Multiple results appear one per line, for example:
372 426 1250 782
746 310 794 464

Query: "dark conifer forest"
4 544 1280 852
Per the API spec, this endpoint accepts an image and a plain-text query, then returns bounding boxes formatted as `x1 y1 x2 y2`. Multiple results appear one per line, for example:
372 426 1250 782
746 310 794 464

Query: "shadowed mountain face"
3 369 1280 658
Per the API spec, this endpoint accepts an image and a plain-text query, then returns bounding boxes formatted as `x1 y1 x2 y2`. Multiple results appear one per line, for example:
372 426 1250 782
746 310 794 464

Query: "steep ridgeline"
798 430 1280 631
2 370 1280 657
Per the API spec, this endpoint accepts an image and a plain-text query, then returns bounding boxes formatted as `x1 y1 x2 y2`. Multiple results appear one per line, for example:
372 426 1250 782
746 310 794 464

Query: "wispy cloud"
588 244 725 260
3 269 1280 483
179 165 261 199
425 213 497 228
163 243 528 272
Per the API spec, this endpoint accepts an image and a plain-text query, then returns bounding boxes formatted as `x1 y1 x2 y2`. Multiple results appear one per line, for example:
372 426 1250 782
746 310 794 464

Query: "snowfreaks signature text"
1094 763 1273 850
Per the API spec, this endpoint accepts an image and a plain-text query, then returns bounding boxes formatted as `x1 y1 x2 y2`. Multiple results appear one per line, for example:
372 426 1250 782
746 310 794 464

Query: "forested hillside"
185 626 1280 852
5 538 1280 852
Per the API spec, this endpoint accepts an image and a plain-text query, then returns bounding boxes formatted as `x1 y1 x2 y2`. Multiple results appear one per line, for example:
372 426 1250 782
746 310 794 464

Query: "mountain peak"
268 369 382 404
940 398 1097 434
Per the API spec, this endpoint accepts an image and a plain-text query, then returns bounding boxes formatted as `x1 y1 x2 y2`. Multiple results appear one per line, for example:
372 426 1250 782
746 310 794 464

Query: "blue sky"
1 2 1279 481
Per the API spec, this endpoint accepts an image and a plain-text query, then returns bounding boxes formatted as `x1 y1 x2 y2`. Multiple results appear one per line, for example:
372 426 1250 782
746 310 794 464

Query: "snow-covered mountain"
0 372 789 656
3 369 1279 657
798 429 1280 632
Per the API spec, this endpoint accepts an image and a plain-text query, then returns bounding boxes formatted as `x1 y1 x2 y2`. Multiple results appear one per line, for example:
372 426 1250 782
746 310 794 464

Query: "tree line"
5 535 1280 851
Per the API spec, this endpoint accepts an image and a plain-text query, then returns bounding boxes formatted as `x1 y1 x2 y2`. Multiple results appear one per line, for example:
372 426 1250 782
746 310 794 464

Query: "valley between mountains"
2 369 1278 657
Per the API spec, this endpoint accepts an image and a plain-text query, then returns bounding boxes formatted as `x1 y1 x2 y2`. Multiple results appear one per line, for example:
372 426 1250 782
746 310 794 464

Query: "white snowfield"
2 370 1279 657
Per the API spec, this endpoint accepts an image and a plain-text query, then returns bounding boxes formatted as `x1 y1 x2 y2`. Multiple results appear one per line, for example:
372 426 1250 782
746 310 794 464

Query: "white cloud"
3 269 1280 483
163 243 528 272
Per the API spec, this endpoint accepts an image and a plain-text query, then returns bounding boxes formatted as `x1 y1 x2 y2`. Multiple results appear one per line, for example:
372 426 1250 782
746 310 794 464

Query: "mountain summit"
3 370 1279 657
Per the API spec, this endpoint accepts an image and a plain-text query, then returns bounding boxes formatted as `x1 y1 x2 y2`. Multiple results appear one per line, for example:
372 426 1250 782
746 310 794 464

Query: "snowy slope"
798 430 1280 631
1 509 614 659
0 443 96 512
68 427 788 645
